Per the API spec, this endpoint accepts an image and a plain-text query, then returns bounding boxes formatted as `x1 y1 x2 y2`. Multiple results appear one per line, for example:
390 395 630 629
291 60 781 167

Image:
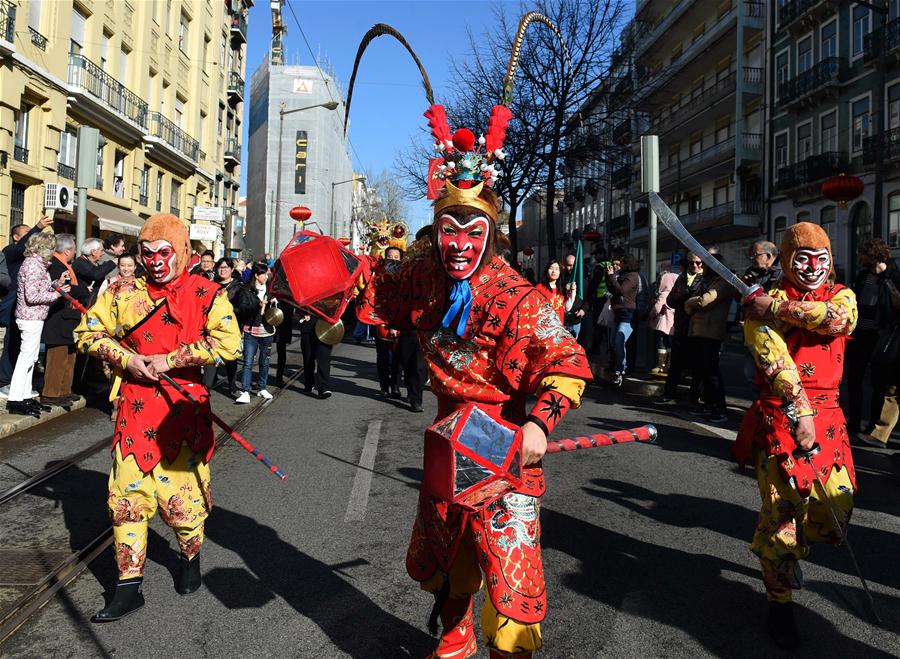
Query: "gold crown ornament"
433 181 499 222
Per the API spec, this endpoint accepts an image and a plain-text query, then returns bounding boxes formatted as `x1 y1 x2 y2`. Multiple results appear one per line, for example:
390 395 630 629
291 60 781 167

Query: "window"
166 0 172 32
853 5 871 57
821 20 837 59
692 23 705 44
179 13 189 52
716 118 730 143
14 103 30 150
821 205 837 246
775 51 789 98
798 36 812 73
852 96 871 152
797 122 813 160
198 110 206 146
113 151 125 198
713 180 729 205
893 0 900 20
175 97 185 129
821 111 838 152
28 0 41 31
140 165 150 205
202 36 210 68
147 69 156 108
119 48 129 86
889 84 900 130
690 133 702 156
775 131 789 178
156 172 163 212
890 194 900 248
668 149 679 168
58 127 77 168
100 31 109 72
10 183 26 225
797 211 811 224
70 8 86 55
774 216 788 246
171 179 182 215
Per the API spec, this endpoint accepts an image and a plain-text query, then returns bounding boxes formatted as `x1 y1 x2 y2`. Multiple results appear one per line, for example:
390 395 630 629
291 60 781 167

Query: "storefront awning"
86 199 144 237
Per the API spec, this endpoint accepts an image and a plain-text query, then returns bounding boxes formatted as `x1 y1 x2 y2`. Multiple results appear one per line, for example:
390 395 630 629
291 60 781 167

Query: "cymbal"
315 319 345 345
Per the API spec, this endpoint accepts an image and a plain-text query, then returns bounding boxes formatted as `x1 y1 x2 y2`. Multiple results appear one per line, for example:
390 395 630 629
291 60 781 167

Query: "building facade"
0 0 250 252
245 60 352 257
768 0 900 282
626 0 766 268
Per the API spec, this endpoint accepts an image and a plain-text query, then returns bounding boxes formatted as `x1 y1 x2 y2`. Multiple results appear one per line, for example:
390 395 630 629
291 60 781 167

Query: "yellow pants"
421 529 542 656
108 443 211 580
751 449 853 603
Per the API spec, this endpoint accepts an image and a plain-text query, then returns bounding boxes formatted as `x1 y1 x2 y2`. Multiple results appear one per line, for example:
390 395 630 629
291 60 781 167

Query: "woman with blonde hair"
8 232 69 417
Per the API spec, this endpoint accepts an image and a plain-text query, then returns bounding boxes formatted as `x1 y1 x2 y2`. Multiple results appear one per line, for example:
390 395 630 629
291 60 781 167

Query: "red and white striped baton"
547 424 657 454
54 283 288 481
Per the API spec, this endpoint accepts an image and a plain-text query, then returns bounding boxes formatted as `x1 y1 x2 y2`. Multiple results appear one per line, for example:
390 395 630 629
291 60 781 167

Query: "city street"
1 340 898 658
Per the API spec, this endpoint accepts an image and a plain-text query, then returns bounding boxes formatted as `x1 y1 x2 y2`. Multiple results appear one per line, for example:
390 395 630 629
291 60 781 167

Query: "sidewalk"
0 395 88 440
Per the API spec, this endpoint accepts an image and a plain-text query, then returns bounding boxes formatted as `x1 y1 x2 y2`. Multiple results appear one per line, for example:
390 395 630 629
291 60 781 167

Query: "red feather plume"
424 104 453 147
485 105 513 153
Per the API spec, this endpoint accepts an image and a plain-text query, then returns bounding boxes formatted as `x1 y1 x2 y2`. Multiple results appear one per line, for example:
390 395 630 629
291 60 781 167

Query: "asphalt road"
1 340 899 658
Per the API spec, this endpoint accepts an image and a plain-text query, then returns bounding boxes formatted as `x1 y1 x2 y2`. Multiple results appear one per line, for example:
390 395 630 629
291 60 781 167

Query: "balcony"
662 137 735 189
57 162 75 179
778 0 835 35
655 71 736 135
742 132 762 159
777 57 845 110
227 71 244 105
67 54 149 137
863 129 900 165
29 26 47 51
680 201 735 227
144 112 200 174
635 0 690 58
0 0 14 55
224 138 240 168
864 17 900 64
609 213 630 234
139 193 148 207
13 145 28 164
743 66 763 95
775 151 847 192
230 11 247 45
611 163 633 189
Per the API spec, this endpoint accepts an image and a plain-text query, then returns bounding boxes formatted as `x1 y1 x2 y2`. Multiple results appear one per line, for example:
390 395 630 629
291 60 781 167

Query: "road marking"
691 420 737 441
344 420 381 522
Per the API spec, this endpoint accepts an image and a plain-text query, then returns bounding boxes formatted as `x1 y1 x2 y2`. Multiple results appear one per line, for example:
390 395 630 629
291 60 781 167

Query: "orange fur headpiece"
138 214 191 279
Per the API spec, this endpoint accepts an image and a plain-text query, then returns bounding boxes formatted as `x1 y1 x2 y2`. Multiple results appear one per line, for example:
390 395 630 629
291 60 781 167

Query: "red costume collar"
781 280 843 302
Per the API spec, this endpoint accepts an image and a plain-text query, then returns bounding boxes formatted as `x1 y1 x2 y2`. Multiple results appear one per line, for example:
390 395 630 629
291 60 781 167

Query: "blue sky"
240 0 516 233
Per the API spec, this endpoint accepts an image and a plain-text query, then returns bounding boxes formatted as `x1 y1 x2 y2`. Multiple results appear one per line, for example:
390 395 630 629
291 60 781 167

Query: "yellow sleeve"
743 319 813 417
770 287 857 337
539 375 585 408
165 288 243 369
74 289 137 370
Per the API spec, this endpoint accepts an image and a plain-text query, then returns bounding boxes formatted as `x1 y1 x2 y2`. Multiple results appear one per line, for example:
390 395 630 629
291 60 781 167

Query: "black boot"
7 401 40 418
389 385 402 399
766 601 799 651
176 554 202 595
91 577 145 623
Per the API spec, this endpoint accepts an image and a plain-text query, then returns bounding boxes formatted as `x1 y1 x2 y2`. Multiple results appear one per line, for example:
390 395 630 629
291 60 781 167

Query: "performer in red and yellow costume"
75 214 241 622
736 222 857 650
350 21 590 658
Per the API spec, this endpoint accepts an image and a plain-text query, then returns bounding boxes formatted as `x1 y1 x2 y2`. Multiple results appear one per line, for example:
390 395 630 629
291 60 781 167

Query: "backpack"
634 273 651 321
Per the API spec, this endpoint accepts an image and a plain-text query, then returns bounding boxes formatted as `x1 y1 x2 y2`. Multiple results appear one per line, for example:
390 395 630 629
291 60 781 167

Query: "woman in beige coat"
685 253 732 422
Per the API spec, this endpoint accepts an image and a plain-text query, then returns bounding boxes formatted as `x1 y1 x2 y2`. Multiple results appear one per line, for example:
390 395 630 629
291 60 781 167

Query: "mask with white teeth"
437 213 490 281
791 248 830 291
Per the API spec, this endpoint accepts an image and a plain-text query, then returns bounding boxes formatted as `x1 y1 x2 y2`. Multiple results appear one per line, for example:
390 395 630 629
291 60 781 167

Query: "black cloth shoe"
410 403 424 413
91 577 145 622
766 601 799 651
26 399 51 413
176 555 202 595
274 378 285 388
389 386 403 399
317 390 332 400
7 401 40 418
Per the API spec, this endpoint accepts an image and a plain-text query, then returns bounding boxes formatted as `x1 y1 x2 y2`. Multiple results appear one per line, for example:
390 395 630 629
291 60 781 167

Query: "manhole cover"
0 549 73 586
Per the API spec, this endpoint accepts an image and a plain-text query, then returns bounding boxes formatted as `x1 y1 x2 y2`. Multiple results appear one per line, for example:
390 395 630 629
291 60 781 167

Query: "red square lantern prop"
269 231 364 324
423 403 524 510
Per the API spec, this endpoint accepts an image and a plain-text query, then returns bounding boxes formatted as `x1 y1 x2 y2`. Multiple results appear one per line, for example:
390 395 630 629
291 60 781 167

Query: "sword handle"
741 284 764 304
792 443 822 463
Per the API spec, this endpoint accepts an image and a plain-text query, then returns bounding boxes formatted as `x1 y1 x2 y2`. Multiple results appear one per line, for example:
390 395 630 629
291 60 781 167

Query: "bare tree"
367 169 410 221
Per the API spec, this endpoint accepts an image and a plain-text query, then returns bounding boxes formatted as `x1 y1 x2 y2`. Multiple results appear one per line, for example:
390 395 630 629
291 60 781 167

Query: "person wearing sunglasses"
742 240 782 292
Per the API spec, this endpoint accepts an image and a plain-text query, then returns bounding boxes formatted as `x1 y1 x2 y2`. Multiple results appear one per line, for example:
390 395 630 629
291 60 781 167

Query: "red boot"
430 596 477 658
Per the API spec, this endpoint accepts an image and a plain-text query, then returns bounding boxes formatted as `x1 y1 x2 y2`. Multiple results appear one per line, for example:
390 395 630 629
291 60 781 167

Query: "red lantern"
289 206 312 222
821 174 864 209
582 230 601 242
523 247 535 256
337 237 351 246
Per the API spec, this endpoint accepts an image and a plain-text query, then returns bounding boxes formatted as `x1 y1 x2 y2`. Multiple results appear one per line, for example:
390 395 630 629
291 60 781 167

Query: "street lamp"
273 99 340 253
330 176 363 238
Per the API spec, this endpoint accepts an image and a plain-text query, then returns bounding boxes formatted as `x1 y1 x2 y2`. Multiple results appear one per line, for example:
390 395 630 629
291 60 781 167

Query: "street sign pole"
74 126 100 251
641 135 660 284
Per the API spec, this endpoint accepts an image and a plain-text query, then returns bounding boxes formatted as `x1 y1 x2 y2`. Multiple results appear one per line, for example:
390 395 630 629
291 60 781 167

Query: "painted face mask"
141 240 178 283
791 248 831 290
438 214 490 280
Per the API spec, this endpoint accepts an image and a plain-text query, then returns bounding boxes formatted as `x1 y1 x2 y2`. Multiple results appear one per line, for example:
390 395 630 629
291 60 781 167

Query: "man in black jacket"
0 215 53 391
73 238 116 304
41 234 91 405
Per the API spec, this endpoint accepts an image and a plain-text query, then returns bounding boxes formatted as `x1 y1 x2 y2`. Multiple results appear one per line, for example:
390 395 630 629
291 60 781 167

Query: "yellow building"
0 0 250 250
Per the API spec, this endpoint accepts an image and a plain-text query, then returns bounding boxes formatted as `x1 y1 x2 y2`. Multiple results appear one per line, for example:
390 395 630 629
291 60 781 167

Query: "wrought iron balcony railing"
29 26 47 50
611 163 633 188
778 0 821 29
228 70 244 97
139 193 148 207
230 12 247 43
148 112 200 161
224 137 241 163
775 151 847 191
864 17 900 61
13 145 27 163
68 54 149 128
863 129 900 165
680 201 735 226
57 162 75 179
778 57 844 107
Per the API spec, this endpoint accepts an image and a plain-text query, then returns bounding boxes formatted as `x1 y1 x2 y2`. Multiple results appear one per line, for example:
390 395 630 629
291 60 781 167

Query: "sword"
792 444 882 626
648 192 764 302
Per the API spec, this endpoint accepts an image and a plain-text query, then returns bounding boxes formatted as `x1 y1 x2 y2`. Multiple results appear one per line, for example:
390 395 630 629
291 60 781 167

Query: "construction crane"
270 0 286 65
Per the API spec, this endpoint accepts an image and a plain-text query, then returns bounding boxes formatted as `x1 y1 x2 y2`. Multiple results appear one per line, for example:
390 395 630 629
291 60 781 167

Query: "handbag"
597 298 614 328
